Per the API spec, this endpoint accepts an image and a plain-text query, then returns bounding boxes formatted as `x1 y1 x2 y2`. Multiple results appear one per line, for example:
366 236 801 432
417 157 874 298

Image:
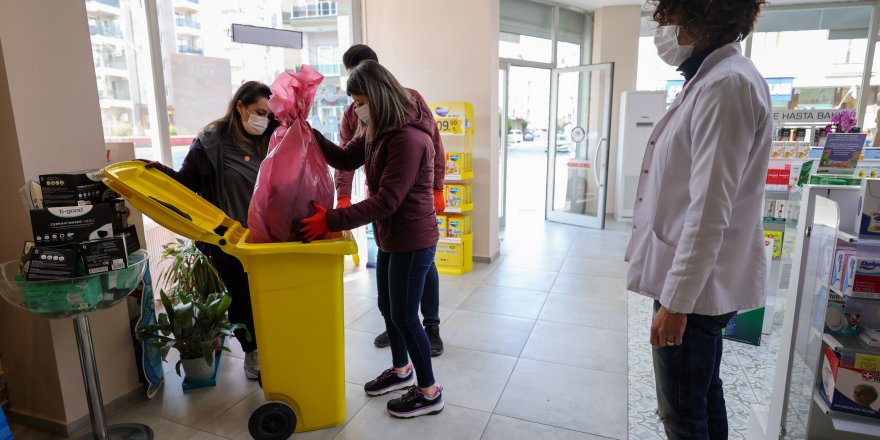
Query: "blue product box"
0 405 11 440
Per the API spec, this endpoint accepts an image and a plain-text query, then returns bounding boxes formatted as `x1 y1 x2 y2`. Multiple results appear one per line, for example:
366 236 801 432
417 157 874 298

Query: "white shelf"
813 393 880 437
837 231 858 244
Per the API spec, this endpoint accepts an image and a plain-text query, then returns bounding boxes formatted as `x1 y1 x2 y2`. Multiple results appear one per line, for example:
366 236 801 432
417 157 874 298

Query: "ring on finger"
665 339 675 347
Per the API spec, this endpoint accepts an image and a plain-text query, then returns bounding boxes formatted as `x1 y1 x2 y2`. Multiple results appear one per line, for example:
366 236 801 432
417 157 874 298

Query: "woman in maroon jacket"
297 60 444 419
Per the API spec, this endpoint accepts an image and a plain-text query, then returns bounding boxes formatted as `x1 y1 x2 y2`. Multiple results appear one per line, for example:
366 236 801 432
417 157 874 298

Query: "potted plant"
140 289 247 381
139 239 249 383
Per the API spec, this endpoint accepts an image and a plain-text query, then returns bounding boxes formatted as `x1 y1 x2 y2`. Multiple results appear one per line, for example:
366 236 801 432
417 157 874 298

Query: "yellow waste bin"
103 161 356 439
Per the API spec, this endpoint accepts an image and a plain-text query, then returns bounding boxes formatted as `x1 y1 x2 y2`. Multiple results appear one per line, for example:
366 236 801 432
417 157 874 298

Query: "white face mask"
243 112 269 135
654 25 694 67
355 104 371 124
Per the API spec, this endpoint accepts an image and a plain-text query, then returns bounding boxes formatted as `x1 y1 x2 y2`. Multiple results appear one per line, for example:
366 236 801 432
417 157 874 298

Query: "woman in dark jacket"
143 81 277 381
298 60 444 418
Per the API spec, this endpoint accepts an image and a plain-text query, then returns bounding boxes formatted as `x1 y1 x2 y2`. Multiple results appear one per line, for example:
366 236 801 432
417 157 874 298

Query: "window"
315 45 341 77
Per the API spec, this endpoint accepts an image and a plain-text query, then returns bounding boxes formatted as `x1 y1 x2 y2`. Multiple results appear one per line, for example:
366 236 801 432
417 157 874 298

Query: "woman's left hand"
294 201 330 242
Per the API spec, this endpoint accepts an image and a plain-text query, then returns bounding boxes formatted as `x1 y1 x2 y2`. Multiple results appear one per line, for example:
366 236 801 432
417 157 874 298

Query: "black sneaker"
364 367 415 396
374 331 390 348
387 385 445 418
426 325 444 357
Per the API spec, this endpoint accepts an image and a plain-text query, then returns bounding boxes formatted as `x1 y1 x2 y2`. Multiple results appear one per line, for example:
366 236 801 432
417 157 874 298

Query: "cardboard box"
764 231 783 259
770 141 785 159
39 170 115 208
775 200 787 220
118 225 141 253
851 256 880 297
843 255 859 294
446 152 472 175
856 179 880 239
446 184 465 208
30 203 115 245
765 200 776 220
783 141 798 159
778 169 792 191
819 346 880 420
436 215 447 238
24 246 78 281
795 128 807 142
78 237 128 275
831 249 855 290
447 215 469 238
796 142 811 160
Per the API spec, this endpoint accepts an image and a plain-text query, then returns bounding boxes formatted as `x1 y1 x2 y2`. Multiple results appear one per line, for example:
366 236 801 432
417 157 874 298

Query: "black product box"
779 127 792 141
24 246 78 281
118 225 141 253
795 128 807 142
30 204 115 245
39 170 116 208
78 237 127 275
109 198 128 232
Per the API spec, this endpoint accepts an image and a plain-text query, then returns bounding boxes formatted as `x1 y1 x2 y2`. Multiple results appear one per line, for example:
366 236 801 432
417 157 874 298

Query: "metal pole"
143 0 173 167
858 1 880 128
73 315 109 440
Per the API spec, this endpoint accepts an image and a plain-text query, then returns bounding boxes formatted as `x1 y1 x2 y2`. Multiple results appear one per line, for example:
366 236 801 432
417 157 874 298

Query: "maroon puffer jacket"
334 89 445 196
313 100 438 253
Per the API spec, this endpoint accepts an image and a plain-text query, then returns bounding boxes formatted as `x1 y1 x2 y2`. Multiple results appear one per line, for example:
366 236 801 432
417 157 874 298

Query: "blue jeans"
421 263 440 327
652 301 735 440
377 246 437 388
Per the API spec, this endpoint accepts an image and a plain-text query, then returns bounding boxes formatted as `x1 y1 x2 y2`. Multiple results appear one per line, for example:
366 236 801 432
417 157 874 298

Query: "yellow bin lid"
103 161 356 257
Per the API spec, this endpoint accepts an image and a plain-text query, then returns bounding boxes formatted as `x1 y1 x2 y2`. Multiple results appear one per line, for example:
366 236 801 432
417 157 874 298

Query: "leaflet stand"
0 250 152 440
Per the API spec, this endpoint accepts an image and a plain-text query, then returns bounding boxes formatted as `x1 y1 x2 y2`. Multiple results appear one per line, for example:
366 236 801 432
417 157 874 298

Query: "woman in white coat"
626 1 771 439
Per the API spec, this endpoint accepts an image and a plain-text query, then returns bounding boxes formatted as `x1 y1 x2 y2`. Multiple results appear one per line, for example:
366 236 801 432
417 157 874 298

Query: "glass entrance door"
546 63 613 229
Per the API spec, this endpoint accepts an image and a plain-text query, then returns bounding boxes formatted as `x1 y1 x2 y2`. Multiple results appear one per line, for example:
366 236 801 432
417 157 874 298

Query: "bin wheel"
249 401 297 440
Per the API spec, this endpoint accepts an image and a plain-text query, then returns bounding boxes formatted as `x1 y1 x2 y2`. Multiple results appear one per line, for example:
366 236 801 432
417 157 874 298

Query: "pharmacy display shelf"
445 171 474 181
837 231 858 244
813 393 880 437
444 203 473 214
438 234 472 245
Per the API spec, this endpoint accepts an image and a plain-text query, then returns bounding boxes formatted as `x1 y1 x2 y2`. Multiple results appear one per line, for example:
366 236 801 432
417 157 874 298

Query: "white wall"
0 0 141 430
363 0 501 259
592 5 641 216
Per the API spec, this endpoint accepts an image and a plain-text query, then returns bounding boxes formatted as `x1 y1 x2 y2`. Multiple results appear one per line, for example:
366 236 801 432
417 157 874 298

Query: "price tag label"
436 118 463 134
855 353 880 371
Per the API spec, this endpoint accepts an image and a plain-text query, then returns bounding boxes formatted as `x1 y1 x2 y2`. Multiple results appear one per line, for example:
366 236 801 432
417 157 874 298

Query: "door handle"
594 137 606 188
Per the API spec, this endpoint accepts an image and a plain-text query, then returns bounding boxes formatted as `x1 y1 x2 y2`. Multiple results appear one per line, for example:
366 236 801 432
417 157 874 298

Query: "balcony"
174 0 200 12
175 18 201 30
177 45 204 55
86 0 121 15
289 1 338 19
99 89 131 101
315 63 341 77
97 56 128 71
89 24 123 39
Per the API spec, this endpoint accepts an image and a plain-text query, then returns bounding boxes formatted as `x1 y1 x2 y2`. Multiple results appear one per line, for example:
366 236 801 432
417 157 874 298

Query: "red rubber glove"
299 201 330 242
336 195 352 209
433 189 445 214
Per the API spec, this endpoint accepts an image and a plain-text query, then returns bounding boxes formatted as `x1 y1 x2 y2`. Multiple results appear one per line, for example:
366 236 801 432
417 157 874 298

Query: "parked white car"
507 129 523 143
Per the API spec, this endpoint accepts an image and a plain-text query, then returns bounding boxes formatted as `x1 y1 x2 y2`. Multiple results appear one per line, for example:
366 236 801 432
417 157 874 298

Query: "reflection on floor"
10 215 631 440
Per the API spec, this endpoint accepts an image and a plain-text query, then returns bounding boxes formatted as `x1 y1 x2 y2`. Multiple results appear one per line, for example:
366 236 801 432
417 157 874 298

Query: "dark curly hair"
650 0 767 46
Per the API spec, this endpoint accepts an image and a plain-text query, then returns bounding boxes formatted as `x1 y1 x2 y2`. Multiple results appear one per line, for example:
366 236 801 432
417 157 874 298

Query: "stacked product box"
819 345 880 419
437 214 471 239
765 167 793 192
16 170 140 312
445 183 472 209
446 152 472 176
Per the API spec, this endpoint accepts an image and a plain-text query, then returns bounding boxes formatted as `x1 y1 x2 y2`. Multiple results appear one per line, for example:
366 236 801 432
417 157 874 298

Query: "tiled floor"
9 214 779 440
10 215 631 440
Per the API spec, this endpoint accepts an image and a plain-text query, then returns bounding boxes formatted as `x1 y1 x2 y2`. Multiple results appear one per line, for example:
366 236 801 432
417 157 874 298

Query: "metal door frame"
546 62 614 229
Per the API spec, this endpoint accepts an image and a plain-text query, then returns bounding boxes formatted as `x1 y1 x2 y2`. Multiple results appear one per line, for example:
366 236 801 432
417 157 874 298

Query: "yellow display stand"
102 161 356 439
430 102 474 275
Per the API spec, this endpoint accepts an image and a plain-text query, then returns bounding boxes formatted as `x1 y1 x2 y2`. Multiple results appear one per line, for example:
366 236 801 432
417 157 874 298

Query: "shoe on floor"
387 385 445 418
426 325 444 357
364 367 415 396
244 350 260 380
374 331 390 348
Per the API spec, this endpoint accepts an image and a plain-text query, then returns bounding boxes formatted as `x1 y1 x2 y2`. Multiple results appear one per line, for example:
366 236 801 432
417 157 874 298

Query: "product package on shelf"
436 215 447 237
39 169 117 207
819 345 880 420
856 178 880 241
764 231 784 259
446 214 471 238
445 184 472 210
30 203 115 245
446 152 473 176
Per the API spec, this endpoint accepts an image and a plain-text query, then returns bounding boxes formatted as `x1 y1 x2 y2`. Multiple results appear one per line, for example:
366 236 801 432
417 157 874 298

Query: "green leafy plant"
138 238 249 377
138 289 249 375
159 238 225 303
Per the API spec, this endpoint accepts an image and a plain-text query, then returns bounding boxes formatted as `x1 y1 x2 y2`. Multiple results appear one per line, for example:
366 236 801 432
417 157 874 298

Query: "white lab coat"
625 43 773 316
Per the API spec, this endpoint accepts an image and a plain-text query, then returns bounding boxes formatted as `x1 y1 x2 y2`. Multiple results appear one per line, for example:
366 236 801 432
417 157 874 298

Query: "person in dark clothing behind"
140 81 278 381
296 61 444 419
335 44 446 356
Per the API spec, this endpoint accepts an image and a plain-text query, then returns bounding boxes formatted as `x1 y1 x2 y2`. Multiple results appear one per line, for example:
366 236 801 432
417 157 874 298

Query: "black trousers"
212 255 257 353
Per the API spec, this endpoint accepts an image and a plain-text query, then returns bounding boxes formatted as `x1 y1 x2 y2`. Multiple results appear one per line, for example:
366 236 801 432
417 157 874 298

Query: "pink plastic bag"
248 66 334 243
